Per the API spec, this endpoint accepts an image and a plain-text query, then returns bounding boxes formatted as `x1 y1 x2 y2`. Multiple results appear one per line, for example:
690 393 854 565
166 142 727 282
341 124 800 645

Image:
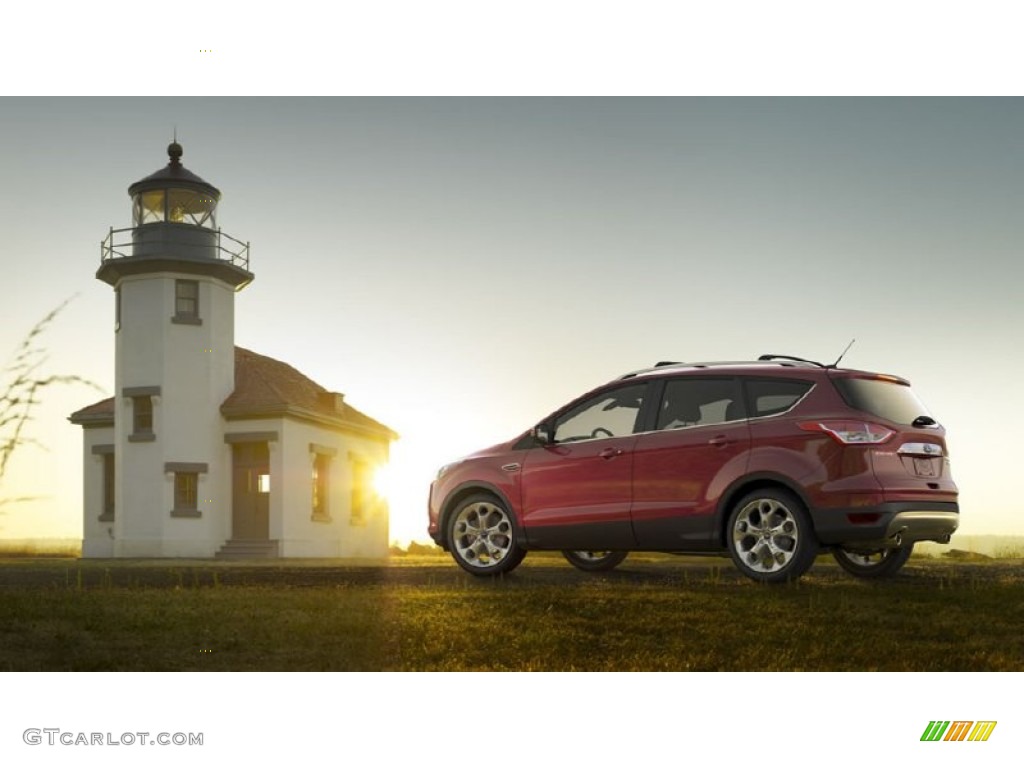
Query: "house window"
133 396 153 435
174 472 199 516
312 453 331 521
166 462 207 518
309 444 337 523
173 279 201 324
124 386 159 442
101 453 115 520
350 456 369 526
175 472 197 509
115 286 121 332
91 445 116 520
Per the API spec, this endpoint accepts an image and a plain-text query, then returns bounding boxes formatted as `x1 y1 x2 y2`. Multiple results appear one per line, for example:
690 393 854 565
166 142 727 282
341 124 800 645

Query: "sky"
1 97 1022 545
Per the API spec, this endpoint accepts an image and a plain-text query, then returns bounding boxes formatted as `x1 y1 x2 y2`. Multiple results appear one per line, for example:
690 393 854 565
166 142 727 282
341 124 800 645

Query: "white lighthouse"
94 141 251 556
72 143 395 559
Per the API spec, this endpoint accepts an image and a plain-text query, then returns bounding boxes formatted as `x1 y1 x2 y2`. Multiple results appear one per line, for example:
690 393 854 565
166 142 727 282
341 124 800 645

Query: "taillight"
798 420 895 445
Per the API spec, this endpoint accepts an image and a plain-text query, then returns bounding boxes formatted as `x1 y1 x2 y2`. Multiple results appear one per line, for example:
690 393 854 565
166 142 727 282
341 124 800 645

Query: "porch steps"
215 539 280 559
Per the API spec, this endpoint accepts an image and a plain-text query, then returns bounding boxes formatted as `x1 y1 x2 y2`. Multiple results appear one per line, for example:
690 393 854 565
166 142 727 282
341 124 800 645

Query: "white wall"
113 272 236 557
275 419 390 559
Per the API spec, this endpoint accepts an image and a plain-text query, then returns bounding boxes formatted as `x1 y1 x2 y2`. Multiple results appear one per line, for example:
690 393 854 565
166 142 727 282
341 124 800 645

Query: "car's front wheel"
561 550 627 572
447 494 526 576
832 544 913 578
726 488 818 583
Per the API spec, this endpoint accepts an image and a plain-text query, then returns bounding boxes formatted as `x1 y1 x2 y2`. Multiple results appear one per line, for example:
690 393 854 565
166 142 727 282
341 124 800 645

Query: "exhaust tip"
892 533 903 547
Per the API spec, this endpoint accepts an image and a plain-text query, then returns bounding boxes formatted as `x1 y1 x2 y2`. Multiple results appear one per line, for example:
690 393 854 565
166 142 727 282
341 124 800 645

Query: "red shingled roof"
221 347 396 439
68 396 115 425
70 347 396 441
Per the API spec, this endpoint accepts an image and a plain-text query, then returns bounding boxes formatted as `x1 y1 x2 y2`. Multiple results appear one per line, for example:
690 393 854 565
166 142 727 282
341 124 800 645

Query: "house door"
232 442 270 540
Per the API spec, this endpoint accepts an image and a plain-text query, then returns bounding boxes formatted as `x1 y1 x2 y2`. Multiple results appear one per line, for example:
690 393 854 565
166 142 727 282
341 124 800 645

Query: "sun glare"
372 464 393 504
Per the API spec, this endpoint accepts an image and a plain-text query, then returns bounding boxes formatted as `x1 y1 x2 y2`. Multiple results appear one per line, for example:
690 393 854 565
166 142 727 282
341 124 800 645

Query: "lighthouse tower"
95 142 253 557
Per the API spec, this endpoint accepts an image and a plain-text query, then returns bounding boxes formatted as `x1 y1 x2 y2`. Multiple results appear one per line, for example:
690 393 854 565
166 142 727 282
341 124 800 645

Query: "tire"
726 488 818 584
561 550 628 572
447 493 526 576
832 544 913 578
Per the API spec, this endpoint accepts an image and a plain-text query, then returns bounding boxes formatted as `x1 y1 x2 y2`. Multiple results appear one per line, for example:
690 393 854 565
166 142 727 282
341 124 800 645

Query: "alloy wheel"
832 544 913 578
731 497 801 574
451 500 515 568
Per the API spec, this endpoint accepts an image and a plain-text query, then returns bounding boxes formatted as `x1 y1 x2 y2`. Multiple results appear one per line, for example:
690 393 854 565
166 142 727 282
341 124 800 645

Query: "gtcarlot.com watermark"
23 729 203 747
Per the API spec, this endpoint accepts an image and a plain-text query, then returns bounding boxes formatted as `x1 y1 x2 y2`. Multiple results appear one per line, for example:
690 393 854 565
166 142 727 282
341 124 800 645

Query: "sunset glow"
371 463 393 506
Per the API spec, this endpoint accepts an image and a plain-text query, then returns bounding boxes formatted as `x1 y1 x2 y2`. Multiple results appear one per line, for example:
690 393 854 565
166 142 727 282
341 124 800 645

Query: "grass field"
1 553 1022 671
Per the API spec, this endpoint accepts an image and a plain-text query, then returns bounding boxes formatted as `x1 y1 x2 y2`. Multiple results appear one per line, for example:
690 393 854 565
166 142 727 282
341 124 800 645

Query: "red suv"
427 356 959 583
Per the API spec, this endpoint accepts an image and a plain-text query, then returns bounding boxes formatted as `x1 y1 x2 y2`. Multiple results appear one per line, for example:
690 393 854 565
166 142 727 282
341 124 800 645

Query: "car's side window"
746 378 813 417
553 384 647 443
656 378 743 430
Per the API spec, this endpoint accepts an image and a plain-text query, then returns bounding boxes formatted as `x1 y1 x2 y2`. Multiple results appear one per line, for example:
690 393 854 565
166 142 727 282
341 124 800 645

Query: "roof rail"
620 356 832 380
757 354 825 368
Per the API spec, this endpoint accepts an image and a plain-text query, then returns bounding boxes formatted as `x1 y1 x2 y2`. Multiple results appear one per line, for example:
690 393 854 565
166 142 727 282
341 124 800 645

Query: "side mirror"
532 423 555 445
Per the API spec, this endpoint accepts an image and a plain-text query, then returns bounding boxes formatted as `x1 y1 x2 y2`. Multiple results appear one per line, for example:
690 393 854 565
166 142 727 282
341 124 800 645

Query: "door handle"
599 447 624 459
708 435 735 447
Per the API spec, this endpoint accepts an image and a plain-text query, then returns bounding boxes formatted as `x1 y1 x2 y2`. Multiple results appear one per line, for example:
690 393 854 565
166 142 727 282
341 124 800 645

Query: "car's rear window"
831 376 932 425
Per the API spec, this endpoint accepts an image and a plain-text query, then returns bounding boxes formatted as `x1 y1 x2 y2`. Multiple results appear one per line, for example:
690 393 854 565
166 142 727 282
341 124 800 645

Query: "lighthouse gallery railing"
100 226 250 271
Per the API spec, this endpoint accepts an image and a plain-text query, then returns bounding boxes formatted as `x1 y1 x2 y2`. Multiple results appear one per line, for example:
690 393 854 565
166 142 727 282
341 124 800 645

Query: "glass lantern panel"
137 190 165 224
167 188 217 228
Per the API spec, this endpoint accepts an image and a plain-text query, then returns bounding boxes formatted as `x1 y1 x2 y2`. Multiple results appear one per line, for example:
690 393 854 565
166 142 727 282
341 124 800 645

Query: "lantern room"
133 186 218 228
97 141 252 290
128 141 220 228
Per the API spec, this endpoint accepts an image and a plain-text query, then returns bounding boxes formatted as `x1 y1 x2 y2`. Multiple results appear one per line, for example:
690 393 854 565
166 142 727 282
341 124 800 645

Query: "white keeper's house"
70 142 396 559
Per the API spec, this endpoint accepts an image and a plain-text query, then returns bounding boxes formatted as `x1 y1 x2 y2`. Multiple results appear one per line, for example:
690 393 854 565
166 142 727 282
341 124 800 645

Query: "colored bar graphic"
968 722 997 742
920 720 996 742
944 721 973 741
921 721 949 741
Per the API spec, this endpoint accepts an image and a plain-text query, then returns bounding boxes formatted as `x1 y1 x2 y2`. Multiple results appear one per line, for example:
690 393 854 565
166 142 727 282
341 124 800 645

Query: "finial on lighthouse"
168 129 183 167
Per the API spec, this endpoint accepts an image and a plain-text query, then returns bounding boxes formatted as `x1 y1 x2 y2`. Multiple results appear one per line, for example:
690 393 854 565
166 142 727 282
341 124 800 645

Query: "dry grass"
0 556 1021 671
0 539 81 558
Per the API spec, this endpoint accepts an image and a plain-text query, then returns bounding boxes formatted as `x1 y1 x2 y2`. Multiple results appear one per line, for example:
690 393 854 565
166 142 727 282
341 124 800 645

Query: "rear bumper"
812 501 959 549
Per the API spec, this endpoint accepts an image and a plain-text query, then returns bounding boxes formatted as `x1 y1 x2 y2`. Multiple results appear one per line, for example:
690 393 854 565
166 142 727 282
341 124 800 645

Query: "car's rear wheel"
832 544 913 578
447 494 526 576
726 488 818 583
561 550 627 572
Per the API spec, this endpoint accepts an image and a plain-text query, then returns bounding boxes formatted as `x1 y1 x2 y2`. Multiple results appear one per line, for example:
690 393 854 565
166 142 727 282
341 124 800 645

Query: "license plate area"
912 457 937 477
